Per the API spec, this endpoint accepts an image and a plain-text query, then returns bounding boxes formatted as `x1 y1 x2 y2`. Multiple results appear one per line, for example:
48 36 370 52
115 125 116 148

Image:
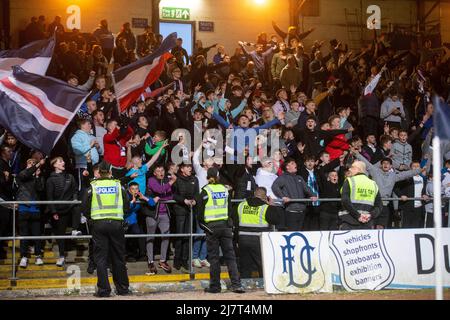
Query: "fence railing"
0 197 448 283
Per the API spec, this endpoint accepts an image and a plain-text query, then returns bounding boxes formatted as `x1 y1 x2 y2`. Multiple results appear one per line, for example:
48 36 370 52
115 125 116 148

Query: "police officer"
197 167 245 294
81 161 131 297
340 161 383 230
235 187 279 278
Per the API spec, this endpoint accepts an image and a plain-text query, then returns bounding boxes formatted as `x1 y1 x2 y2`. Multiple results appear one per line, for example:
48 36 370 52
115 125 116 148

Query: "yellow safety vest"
90 179 124 221
237 200 269 228
203 184 229 223
342 174 378 206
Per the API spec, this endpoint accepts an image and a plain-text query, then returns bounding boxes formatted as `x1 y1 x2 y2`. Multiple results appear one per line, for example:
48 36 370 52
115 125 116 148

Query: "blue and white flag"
0 66 89 154
0 36 55 76
112 32 177 112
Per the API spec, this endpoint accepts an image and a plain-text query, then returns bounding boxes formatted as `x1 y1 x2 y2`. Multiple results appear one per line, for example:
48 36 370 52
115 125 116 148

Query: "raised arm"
394 168 421 183
145 140 167 169
271 21 287 39
355 151 378 176
212 112 231 129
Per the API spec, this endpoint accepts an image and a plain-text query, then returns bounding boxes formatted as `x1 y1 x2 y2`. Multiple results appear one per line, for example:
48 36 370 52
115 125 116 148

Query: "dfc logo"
281 232 316 288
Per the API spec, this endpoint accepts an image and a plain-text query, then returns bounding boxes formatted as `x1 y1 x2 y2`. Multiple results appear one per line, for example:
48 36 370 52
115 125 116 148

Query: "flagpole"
432 136 443 300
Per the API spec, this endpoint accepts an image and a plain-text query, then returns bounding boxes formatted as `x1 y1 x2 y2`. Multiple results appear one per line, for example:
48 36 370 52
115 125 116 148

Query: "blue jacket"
71 130 100 168
125 193 156 225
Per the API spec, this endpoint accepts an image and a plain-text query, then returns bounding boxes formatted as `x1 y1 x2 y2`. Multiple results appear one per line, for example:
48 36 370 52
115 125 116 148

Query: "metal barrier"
0 197 448 284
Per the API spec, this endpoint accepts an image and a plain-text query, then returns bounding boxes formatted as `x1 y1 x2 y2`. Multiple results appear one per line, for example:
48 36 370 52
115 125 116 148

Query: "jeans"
193 219 207 260
18 212 42 257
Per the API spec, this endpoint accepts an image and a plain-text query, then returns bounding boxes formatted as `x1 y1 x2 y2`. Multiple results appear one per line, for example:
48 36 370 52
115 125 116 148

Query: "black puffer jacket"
173 174 199 214
16 165 45 203
233 165 256 200
46 172 78 215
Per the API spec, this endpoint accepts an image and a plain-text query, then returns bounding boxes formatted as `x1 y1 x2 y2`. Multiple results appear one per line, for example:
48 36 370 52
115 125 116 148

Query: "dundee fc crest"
261 232 332 294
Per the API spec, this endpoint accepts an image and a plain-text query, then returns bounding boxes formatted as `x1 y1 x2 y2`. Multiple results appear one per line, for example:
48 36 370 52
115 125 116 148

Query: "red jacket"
103 126 134 167
325 133 349 161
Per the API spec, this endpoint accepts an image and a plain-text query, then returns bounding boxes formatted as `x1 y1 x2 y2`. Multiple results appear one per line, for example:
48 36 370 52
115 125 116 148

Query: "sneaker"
71 230 82 236
159 261 172 273
56 257 65 267
19 257 28 268
147 262 157 275
192 258 202 268
200 259 210 268
35 256 44 266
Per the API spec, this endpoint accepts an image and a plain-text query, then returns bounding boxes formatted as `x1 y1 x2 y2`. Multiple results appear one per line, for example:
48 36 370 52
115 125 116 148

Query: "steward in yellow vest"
235 187 280 278
197 167 245 294
81 161 131 298
340 161 382 230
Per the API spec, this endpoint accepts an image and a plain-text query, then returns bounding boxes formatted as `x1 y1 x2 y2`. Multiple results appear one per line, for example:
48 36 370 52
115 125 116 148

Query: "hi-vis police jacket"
81 178 130 221
197 183 233 227
340 173 383 226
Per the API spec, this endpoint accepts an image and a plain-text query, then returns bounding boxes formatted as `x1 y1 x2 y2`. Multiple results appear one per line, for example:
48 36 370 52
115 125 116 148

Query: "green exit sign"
161 7 190 20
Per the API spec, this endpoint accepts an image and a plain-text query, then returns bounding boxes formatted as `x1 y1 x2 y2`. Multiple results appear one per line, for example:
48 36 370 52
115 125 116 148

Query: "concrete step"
0 257 58 265
7 240 56 248
0 264 63 272
5 246 54 253
0 272 231 290
0 270 67 279
6 251 55 259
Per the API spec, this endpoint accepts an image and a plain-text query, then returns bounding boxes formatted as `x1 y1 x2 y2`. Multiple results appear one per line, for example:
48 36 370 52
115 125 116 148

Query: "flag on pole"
0 66 89 155
112 32 177 112
0 36 55 76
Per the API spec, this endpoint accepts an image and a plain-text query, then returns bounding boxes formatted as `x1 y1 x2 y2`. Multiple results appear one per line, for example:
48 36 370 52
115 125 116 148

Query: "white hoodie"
255 167 278 199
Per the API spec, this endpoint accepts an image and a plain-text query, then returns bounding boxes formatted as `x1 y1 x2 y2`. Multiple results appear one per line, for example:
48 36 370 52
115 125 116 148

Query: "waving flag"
0 66 89 154
0 36 55 76
112 32 177 112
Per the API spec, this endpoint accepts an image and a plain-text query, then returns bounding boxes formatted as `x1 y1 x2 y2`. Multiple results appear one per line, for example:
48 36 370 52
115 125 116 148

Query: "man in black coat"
394 161 428 228
172 164 199 271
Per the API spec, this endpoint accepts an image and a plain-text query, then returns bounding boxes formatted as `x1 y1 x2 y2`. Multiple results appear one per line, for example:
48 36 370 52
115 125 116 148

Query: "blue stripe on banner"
0 37 55 59
387 283 450 289
113 32 177 83
12 66 87 111
0 91 60 155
